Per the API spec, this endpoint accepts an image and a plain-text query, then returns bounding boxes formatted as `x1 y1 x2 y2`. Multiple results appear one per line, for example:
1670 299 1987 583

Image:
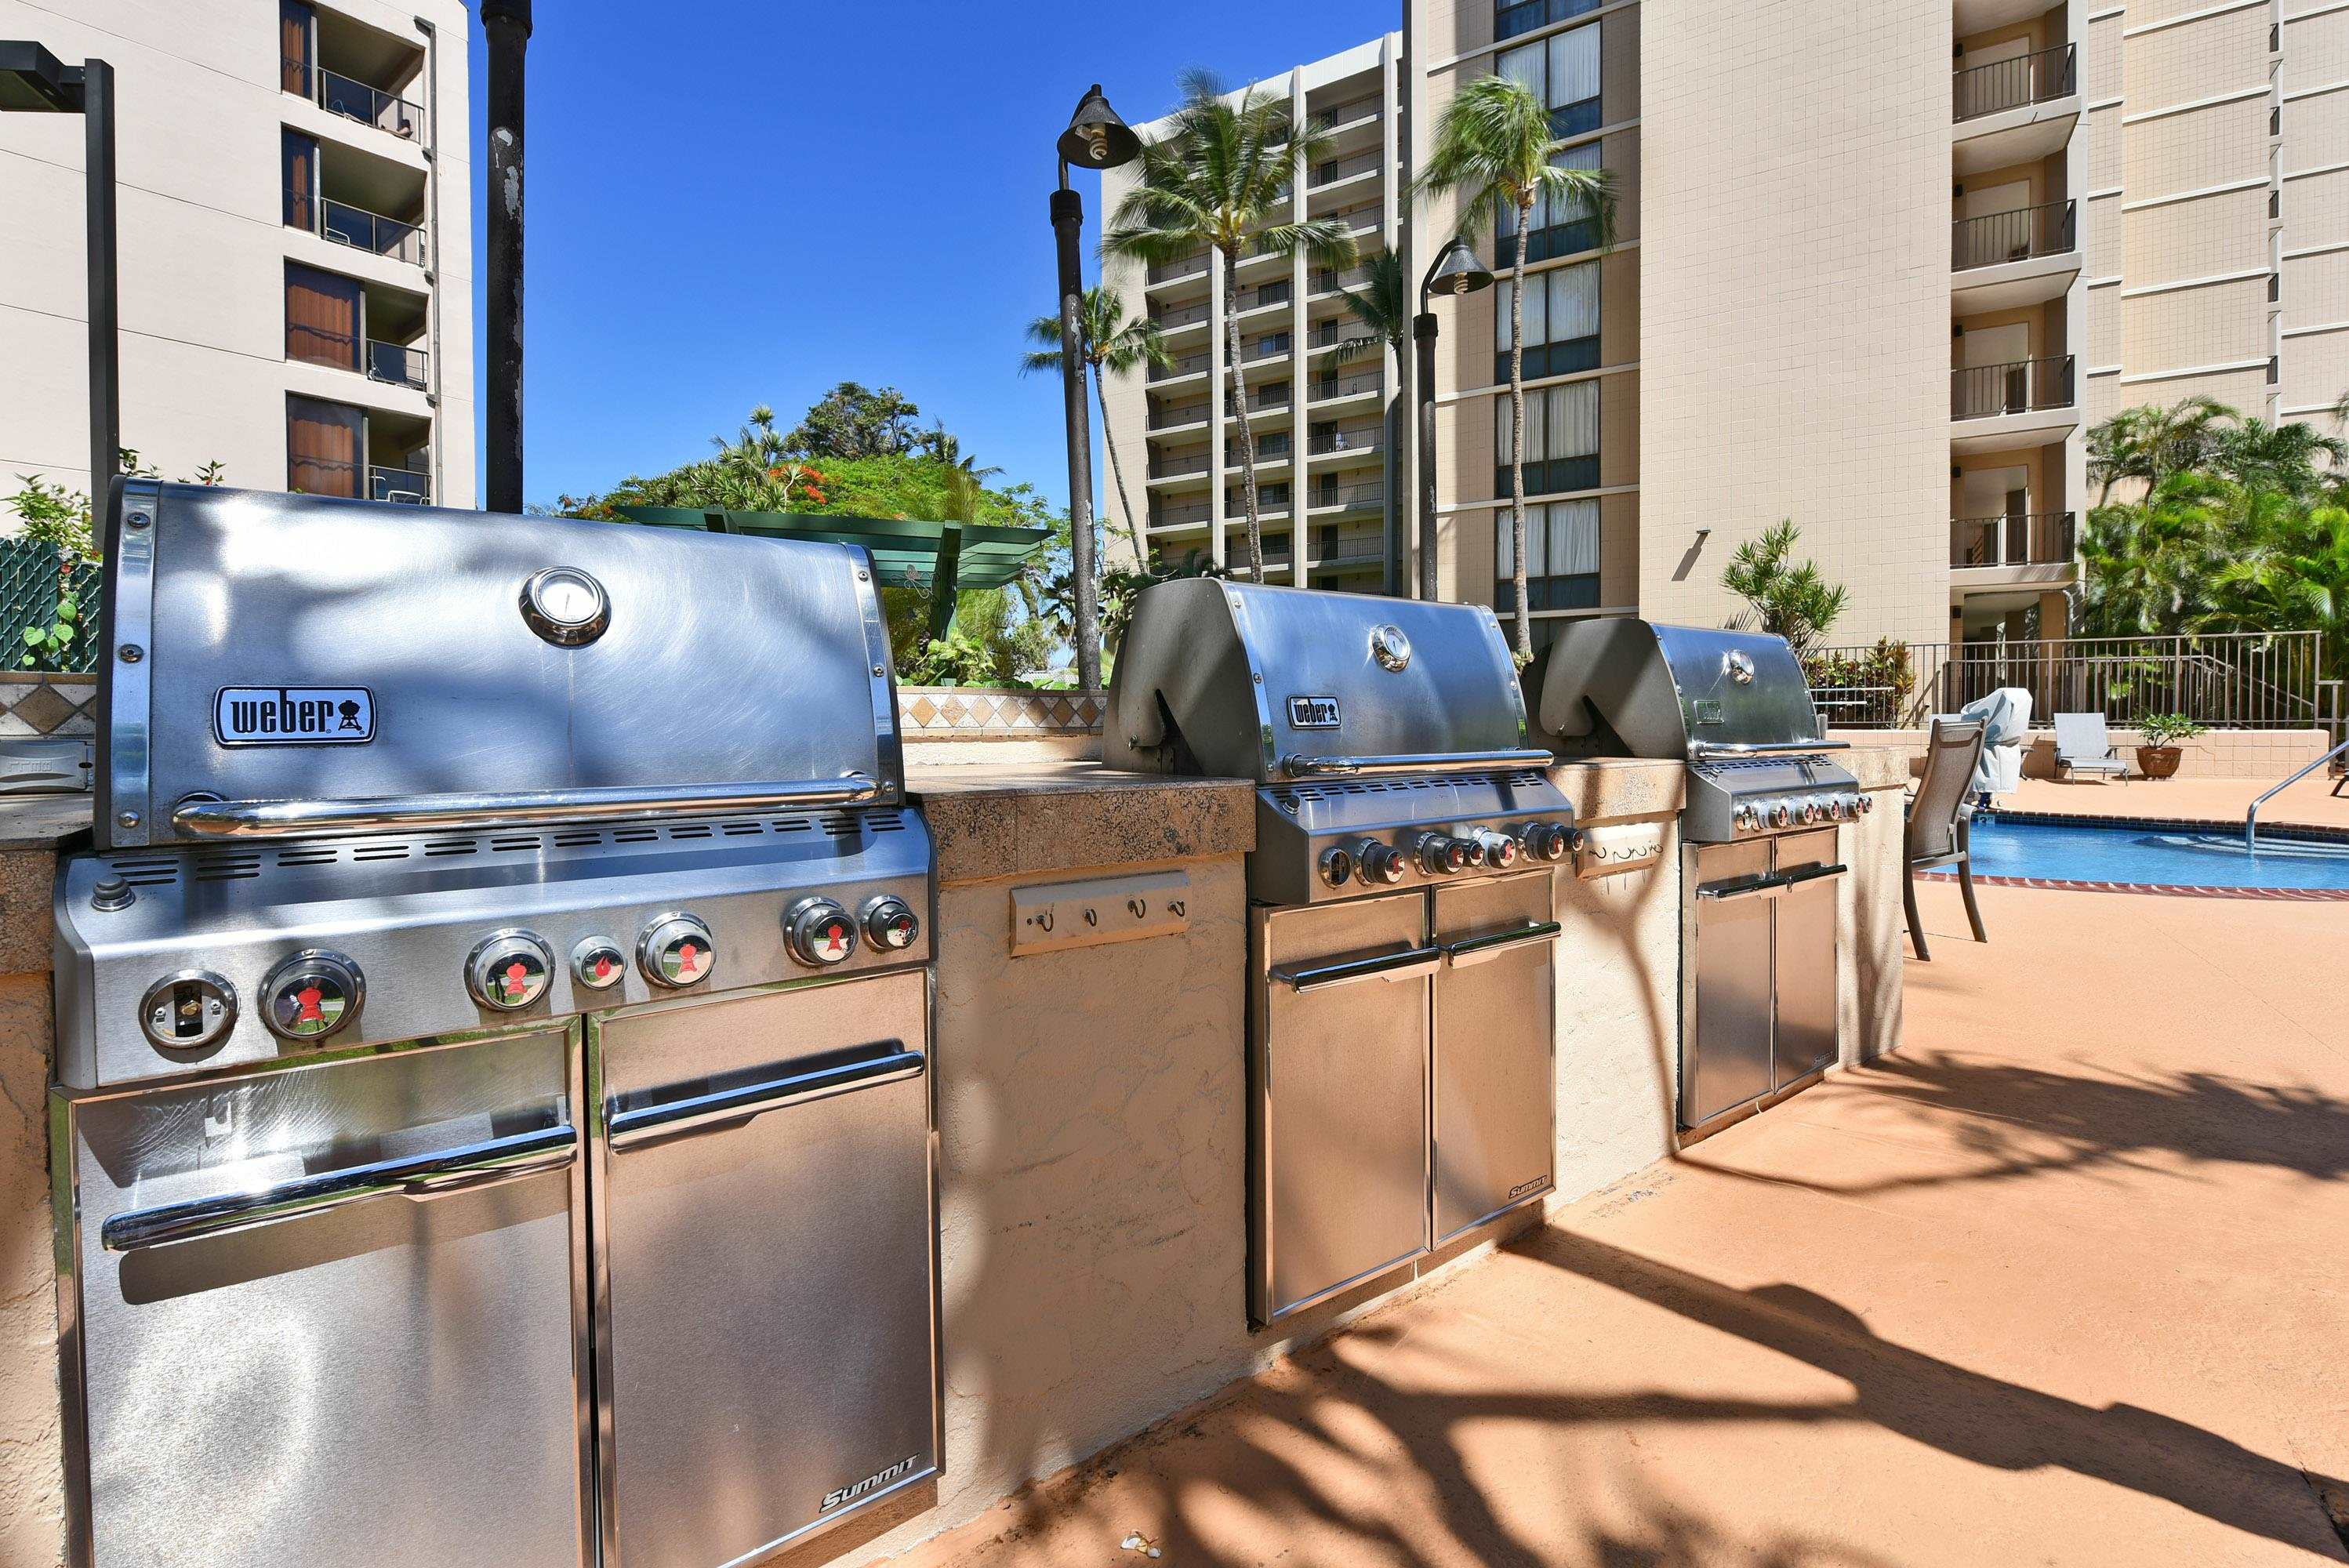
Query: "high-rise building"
1106 4 2090 655
0 0 474 511
2084 1 2349 434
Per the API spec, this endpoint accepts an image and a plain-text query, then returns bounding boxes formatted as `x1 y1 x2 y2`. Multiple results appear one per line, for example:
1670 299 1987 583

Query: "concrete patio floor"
890 879 2349 1567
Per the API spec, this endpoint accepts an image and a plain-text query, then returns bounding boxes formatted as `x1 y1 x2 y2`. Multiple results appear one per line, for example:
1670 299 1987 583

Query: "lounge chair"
1905 717 1989 963
2053 711 2129 783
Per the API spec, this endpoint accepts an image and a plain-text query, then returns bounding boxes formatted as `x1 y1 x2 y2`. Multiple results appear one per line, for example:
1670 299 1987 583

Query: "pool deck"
892 880 2349 1567
1995 772 2349 836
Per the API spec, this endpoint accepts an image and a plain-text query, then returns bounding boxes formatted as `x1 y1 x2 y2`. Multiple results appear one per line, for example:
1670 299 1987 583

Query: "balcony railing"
1310 151 1382 188
1312 263 1375 296
295 457 431 505
1149 350 1210 383
1311 481 1386 511
298 191 427 266
1232 434 1292 463
1149 450 1211 480
285 60 426 143
369 339 429 389
1150 401 1211 430
1951 355 2075 419
1952 201 2076 270
1309 426 1384 456
1309 368 1382 401
1153 299 1212 330
1149 253 1209 286
1950 512 2075 568
1152 498 1213 528
1225 384 1291 415
1236 280 1292 313
1317 94 1383 130
1954 43 2076 122
1246 335 1292 362
289 325 429 389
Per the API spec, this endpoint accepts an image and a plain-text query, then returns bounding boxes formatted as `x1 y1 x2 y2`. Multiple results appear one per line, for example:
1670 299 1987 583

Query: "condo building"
0 0 474 511
2083 0 2349 433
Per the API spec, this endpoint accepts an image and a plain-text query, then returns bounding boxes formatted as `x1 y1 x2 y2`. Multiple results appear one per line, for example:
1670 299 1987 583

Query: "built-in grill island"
1108 581 1575 1326
52 482 939 1568
1538 620 1864 1134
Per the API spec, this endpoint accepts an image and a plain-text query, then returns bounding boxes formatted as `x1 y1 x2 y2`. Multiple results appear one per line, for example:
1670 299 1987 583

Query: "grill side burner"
1537 619 1858 1134
52 482 941 1568
1111 580 1570 1323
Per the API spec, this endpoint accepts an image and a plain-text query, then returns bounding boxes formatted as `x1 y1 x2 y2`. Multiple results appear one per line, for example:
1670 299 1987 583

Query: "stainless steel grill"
1109 580 1570 1324
1538 619 1854 1133
53 482 939 1568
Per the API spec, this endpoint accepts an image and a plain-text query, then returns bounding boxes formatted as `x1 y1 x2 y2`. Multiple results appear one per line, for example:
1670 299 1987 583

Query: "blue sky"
465 1 1396 512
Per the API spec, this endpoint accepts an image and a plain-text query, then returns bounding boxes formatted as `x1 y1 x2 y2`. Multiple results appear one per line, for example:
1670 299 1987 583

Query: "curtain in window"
1496 390 1552 466
1543 143 1604 228
287 396 363 497
1549 498 1600 575
1549 24 1600 109
1550 262 1600 343
285 263 361 371
1494 277 1549 350
1498 41 1545 101
282 129 317 231
280 1 313 96
1550 379 1599 459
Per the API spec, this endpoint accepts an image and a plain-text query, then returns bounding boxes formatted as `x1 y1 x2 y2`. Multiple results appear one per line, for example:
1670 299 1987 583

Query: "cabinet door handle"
1697 874 1785 902
1441 920 1563 967
1273 946 1443 993
100 1123 577 1252
1776 862 1849 890
608 1046 924 1150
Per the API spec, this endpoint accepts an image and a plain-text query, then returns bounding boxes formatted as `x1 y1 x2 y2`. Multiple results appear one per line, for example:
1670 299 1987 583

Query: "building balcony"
287 60 424 146
1951 201 2080 314
1307 368 1383 406
1309 150 1382 191
1308 425 1385 463
1951 512 2075 572
1151 497 1213 529
1951 355 2079 452
1953 45 2078 176
1147 449 1211 483
1149 401 1211 433
1151 299 1213 336
1308 479 1386 515
1148 253 1210 288
1148 350 1211 384
1236 281 1292 316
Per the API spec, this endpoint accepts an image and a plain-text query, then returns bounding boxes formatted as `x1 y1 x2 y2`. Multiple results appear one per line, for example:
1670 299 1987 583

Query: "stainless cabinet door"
1772 829 1841 1089
593 971 936 1568
1686 840 1774 1127
65 1031 589 1568
1432 871 1557 1243
1254 891 1434 1324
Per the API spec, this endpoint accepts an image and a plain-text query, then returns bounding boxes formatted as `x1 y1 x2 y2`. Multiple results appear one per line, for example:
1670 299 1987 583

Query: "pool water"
1925 815 2349 891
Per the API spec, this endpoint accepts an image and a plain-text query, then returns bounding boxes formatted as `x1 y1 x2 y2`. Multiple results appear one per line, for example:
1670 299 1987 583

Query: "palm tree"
2212 416 2348 499
1106 70 1357 579
1021 287 1173 551
1416 74 1614 661
1320 252 1410 590
2086 395 2237 505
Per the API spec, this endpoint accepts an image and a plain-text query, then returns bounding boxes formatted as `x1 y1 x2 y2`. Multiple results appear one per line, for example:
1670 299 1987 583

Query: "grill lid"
1104 579 1544 783
1538 619 1824 759
97 482 902 849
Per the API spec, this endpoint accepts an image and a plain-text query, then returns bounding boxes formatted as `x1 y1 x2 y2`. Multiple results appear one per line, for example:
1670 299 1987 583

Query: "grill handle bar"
1273 945 1443 993
1280 749 1554 779
1688 740 1850 760
100 1123 577 1252
608 1047 925 1151
1694 862 1849 904
169 773 884 837
1777 862 1849 891
1441 920 1563 968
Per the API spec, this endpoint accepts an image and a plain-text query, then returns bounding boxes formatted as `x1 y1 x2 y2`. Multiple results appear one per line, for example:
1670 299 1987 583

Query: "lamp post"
1053 84 1140 692
1412 236 1494 603
479 0 530 513
1 42 118 519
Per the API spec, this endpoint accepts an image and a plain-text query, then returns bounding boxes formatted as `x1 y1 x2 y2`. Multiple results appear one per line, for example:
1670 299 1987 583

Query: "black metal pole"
82 58 118 519
1414 306 1439 603
1051 172 1102 691
481 0 530 514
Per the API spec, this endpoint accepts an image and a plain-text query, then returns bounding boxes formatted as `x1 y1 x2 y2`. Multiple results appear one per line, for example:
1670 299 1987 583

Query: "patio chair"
1905 717 1989 963
2052 711 2129 784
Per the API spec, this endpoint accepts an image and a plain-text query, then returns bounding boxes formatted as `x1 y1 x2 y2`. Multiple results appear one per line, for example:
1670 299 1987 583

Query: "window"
1498 22 1602 138
282 129 318 231
1494 260 1599 381
288 395 363 498
1494 499 1601 612
1496 0 1602 43
1494 379 1599 498
1228 481 1291 510
1497 143 1604 265
285 263 361 372
280 0 314 96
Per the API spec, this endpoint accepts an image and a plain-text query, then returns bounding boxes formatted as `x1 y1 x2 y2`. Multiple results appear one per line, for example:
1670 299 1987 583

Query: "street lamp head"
1058 83 1141 170
1426 236 1494 299
0 41 83 112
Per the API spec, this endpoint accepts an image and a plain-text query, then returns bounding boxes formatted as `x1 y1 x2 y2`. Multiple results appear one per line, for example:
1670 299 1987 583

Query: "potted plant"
2134 713 2206 779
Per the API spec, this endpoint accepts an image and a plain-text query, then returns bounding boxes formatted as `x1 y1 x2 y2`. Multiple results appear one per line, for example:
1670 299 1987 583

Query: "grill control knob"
1351 840 1407 884
1414 833 1471 876
1770 803 1794 829
140 971 236 1053
1857 792 1875 815
1471 829 1522 869
1521 822 1574 862
467 930 554 1012
572 936 627 991
640 913 717 988
260 950 363 1042
862 895 921 950
1798 797 1821 826
1317 846 1356 887
785 898 858 967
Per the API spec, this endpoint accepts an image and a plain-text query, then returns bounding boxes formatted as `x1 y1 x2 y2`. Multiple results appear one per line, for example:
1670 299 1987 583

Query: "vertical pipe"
1052 179 1101 691
481 0 530 514
1414 308 1439 602
82 60 118 520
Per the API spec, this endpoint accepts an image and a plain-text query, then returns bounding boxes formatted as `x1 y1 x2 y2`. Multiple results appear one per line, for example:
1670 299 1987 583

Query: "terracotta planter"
2136 746 2182 779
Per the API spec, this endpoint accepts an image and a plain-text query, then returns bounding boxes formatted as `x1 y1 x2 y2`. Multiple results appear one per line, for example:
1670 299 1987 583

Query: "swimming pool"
1923 814 2349 893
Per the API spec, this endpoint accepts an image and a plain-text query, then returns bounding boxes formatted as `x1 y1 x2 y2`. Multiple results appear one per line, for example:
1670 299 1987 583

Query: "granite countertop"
907 760 1258 883
0 794 92 852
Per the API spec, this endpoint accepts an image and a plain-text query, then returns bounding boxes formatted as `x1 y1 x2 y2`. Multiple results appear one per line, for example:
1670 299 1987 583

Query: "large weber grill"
53 483 939 1568
1540 620 1860 1132
1109 581 1574 1324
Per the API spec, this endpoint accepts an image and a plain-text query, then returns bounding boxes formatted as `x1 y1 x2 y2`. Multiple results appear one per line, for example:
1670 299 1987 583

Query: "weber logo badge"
1287 695 1342 729
215 688 374 746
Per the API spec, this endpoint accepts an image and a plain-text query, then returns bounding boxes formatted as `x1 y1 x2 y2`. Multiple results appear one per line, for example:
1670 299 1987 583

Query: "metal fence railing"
1952 200 2076 270
0 537 103 673
1807 632 2335 733
1952 355 2075 419
1954 42 2075 122
1950 512 2075 568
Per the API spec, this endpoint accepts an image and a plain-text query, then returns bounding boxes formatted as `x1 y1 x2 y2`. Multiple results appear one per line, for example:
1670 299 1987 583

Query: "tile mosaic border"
898 687 1106 739
0 673 97 738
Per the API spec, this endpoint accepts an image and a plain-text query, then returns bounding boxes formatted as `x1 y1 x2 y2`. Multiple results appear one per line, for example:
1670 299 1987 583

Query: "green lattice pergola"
619 507 1053 641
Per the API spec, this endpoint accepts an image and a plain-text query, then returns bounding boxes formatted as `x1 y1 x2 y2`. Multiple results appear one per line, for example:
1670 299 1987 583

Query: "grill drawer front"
1432 872 1558 1243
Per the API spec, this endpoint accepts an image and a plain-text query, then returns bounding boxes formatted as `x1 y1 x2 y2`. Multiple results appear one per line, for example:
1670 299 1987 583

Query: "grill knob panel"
640 913 717 988
467 930 554 1012
572 935 627 991
785 898 859 967
1770 803 1793 829
1352 840 1407 884
1414 833 1469 876
260 950 364 1041
862 896 921 950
